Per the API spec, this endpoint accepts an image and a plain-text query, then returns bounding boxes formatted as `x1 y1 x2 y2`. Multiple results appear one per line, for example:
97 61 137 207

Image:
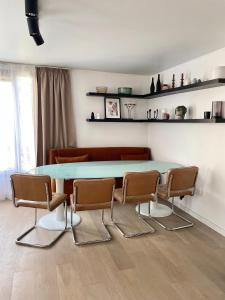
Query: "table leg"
55 179 67 222
136 198 172 218
38 178 81 231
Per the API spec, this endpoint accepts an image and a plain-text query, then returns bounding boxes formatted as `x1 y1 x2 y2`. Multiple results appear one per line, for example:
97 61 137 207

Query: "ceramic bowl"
96 86 108 93
118 87 132 95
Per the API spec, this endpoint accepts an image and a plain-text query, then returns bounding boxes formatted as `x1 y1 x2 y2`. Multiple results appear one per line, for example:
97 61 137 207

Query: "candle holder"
124 103 136 119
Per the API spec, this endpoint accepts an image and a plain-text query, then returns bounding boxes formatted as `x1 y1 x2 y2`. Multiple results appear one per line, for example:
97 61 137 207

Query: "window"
0 64 36 199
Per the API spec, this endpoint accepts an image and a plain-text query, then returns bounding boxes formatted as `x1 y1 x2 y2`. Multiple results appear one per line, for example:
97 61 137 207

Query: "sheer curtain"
0 63 37 200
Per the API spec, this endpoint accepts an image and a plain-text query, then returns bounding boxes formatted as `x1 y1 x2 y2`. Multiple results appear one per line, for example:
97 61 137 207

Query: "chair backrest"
73 178 115 211
167 166 198 195
10 174 52 204
123 171 160 202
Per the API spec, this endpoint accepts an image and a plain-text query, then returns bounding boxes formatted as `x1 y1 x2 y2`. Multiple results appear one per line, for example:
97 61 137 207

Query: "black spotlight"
25 0 38 17
25 0 44 46
27 17 40 36
32 34 44 46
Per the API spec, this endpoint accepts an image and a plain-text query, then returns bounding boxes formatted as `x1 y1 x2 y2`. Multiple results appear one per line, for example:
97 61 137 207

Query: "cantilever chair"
112 171 160 238
70 178 115 246
10 173 67 248
151 166 199 231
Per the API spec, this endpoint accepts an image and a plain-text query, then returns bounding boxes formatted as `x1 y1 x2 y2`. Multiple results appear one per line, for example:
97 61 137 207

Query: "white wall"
147 47 225 236
70 49 225 236
71 69 149 147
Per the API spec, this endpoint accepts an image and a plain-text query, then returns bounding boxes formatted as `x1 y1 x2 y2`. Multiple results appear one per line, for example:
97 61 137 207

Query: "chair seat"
114 188 155 204
158 184 193 200
16 193 67 211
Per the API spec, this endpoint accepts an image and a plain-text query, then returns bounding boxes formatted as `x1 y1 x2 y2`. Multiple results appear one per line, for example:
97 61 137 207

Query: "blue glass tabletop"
29 160 182 180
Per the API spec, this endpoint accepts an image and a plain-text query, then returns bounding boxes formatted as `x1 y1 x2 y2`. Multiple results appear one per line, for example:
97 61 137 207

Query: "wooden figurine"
172 74 175 88
180 73 184 87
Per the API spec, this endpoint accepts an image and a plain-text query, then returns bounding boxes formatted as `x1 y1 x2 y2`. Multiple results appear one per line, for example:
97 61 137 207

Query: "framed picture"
104 97 121 119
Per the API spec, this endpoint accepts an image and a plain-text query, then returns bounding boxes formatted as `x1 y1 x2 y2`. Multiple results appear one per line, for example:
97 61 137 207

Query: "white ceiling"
1 0 225 75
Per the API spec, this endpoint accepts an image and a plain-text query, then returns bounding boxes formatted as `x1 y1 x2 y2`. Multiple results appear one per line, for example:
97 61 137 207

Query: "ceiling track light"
25 0 44 46
27 17 40 36
25 0 38 17
32 34 44 46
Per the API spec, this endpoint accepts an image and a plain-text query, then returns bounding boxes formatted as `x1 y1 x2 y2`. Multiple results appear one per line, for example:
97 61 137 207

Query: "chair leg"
71 209 112 246
111 200 155 238
149 198 194 231
16 202 68 248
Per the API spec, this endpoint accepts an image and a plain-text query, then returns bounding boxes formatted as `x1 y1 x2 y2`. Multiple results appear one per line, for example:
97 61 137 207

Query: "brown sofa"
49 147 151 200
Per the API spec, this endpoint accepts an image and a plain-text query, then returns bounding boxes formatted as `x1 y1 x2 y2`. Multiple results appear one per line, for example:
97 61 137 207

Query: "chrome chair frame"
70 185 114 246
11 179 68 248
150 174 195 231
111 178 156 238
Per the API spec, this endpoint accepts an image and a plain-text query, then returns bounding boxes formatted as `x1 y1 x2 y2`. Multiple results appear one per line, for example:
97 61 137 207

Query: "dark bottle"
156 74 161 92
91 112 95 120
150 77 155 94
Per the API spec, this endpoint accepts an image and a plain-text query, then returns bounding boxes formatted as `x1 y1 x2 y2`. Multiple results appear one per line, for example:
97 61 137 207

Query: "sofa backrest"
49 147 151 164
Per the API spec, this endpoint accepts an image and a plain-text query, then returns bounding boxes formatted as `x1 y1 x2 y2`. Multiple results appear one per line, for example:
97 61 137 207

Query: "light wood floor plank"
0 200 225 300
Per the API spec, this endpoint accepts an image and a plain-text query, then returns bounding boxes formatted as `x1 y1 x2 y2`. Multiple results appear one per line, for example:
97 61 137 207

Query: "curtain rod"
0 60 71 70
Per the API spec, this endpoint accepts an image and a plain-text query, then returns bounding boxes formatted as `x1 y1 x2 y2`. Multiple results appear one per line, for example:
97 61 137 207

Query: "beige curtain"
36 67 76 166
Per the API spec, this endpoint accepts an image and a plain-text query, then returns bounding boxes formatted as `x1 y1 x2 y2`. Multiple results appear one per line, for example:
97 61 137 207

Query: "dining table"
30 160 181 230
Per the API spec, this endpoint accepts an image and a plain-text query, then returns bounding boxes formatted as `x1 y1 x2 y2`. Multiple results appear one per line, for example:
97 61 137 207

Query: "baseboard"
175 201 225 237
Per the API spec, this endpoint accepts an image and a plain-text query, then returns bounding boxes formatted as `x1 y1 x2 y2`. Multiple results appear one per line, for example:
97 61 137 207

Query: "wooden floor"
1 200 225 300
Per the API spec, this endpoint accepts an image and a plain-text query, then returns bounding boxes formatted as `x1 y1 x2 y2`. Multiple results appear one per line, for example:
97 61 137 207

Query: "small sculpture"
192 78 198 84
175 106 187 119
91 112 95 120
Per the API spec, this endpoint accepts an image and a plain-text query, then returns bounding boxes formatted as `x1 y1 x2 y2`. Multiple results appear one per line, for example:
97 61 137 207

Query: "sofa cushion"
55 154 89 164
120 153 149 160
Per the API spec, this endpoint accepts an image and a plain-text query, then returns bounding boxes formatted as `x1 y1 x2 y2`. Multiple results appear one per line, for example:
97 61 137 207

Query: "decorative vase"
212 101 223 118
211 66 225 79
96 86 108 93
118 87 132 95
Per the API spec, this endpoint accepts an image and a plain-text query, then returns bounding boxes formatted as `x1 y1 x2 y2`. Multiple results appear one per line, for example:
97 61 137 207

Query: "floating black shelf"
86 118 225 123
144 78 225 99
86 92 145 99
86 78 225 100
86 118 148 123
146 118 225 123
